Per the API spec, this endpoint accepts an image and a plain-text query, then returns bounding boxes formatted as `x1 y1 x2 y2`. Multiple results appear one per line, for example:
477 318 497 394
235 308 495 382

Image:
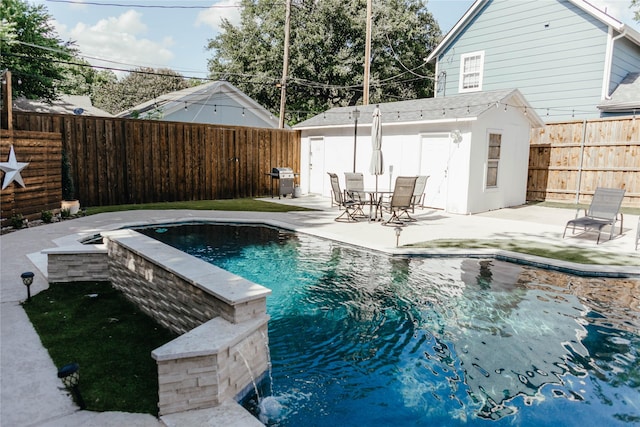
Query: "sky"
31 0 640 80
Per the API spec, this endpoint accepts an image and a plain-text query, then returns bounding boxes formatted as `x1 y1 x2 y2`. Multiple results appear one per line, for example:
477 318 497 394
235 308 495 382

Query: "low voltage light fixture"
394 226 403 247
57 363 86 409
21 271 34 302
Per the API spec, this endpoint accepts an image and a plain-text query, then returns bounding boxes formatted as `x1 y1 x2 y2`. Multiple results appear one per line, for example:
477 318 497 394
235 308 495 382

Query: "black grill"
269 167 295 198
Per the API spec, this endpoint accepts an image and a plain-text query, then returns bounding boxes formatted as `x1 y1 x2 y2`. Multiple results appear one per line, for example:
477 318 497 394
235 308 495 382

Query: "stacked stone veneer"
102 229 270 334
48 228 272 417
152 316 269 415
45 247 110 283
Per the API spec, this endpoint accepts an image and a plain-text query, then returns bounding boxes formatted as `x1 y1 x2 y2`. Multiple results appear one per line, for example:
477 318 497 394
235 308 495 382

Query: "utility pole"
363 0 372 105
2 70 13 132
278 0 292 128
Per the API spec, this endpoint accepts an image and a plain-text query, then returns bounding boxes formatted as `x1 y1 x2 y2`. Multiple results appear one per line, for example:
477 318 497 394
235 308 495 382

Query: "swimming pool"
138 223 640 426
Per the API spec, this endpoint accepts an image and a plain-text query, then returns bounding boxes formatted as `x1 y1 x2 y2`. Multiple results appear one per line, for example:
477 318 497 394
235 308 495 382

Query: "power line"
45 0 250 9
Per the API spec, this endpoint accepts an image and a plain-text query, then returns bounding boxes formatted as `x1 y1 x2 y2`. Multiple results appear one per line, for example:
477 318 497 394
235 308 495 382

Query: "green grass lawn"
85 198 316 215
405 238 640 266
22 282 177 415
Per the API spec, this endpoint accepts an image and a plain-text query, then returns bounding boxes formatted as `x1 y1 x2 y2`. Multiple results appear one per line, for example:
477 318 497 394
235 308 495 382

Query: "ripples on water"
139 223 640 426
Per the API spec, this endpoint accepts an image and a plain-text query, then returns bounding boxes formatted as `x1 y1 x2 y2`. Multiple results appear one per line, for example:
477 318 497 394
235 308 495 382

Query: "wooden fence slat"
528 118 640 207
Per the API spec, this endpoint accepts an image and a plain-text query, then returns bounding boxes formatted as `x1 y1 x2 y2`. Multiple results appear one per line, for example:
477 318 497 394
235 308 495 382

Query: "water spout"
260 330 274 396
236 349 260 401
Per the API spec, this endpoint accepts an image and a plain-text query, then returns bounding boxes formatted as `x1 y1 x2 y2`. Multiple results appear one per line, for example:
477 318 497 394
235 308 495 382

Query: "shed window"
459 51 484 92
486 132 501 188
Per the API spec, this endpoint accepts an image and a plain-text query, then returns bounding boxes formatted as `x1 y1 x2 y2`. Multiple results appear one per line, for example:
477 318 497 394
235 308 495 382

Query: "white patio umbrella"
369 106 383 193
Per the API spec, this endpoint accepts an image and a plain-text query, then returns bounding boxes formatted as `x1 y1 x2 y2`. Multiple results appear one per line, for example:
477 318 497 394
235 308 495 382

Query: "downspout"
575 119 587 204
602 29 628 100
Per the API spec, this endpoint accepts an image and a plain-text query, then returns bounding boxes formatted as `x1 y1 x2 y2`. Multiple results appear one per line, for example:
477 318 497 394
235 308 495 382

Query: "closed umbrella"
369 106 383 193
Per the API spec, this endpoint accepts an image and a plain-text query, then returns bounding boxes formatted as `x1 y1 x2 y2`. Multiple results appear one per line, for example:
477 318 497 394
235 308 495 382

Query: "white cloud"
195 0 242 32
56 10 175 74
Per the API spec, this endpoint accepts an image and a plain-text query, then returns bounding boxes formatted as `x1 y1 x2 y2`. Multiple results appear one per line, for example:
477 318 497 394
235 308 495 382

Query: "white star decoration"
0 145 29 190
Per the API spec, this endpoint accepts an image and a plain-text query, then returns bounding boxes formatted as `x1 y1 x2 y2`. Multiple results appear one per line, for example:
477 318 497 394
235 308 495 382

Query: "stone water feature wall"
103 229 269 333
45 247 109 283
65 229 272 416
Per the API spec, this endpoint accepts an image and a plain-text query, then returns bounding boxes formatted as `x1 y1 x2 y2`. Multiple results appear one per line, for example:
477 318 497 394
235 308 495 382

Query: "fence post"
575 119 587 204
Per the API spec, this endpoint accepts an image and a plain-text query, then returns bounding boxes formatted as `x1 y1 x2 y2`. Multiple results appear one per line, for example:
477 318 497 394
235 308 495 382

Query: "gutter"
294 117 478 131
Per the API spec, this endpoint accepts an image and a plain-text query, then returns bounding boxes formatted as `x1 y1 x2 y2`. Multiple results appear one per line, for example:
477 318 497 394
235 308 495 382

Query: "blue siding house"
426 0 640 122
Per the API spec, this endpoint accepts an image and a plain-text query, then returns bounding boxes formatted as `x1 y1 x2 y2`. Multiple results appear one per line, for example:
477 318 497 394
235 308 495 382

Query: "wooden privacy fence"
1 130 62 225
528 117 640 207
10 112 301 207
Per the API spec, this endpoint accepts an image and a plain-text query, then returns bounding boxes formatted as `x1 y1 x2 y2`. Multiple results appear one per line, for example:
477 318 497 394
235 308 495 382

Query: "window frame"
458 51 485 93
485 131 502 189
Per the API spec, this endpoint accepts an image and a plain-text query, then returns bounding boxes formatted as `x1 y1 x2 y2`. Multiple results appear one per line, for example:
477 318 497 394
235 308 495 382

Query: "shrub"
41 210 53 223
60 208 71 219
10 214 25 229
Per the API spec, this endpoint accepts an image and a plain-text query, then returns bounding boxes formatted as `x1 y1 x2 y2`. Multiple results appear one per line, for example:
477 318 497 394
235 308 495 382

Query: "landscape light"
57 363 86 409
20 271 34 302
394 226 402 247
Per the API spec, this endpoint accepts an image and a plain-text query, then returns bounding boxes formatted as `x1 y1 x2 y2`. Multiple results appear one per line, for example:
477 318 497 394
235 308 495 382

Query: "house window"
486 132 501 188
459 51 484 92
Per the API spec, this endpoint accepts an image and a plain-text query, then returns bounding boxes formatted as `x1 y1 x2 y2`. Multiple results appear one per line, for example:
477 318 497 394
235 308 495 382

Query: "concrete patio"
1 197 638 426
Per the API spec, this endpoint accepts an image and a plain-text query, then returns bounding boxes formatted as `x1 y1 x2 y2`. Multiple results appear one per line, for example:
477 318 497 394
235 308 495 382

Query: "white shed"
294 89 544 214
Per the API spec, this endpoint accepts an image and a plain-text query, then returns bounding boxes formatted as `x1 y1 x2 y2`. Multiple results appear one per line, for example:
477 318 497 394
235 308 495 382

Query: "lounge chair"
562 187 625 244
344 172 367 218
328 173 362 222
381 176 418 226
411 175 429 213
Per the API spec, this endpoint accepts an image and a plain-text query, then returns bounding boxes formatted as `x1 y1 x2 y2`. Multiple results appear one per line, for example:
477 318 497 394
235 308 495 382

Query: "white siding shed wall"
466 107 532 213
300 115 531 214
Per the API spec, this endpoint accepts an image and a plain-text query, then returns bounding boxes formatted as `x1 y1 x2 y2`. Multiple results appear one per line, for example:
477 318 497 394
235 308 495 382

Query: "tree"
633 0 640 21
0 0 76 102
91 67 193 115
58 58 107 96
206 0 441 124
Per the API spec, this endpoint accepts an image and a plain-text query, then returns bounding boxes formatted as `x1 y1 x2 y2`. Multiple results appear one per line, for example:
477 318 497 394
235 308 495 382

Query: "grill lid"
271 167 294 178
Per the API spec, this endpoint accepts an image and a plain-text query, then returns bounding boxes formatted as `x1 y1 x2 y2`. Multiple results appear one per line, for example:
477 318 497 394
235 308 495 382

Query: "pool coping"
107 217 638 279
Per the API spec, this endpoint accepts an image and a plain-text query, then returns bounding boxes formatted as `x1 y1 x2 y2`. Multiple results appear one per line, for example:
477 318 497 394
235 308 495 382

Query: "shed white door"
309 137 326 195
419 133 450 210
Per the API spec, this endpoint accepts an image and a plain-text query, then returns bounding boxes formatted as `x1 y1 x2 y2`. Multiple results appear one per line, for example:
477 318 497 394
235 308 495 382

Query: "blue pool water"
138 223 640 426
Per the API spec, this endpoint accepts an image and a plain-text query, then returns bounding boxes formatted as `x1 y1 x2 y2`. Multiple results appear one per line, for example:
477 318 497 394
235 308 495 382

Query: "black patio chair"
562 187 625 244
